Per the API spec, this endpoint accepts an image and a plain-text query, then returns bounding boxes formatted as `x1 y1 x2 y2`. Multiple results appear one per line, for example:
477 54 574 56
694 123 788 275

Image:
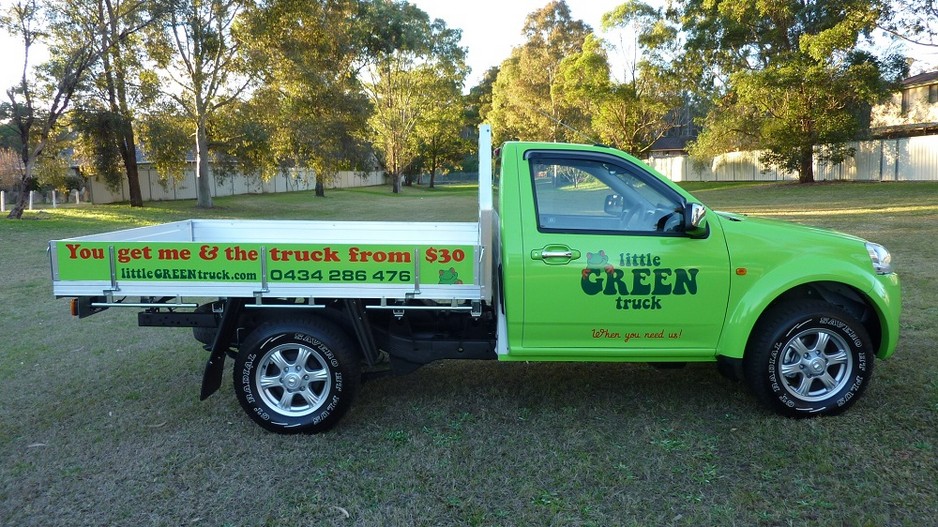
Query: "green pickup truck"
49 125 901 433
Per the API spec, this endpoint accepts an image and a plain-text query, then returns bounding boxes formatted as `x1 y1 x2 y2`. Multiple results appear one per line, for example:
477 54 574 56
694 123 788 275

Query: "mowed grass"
1 181 936 526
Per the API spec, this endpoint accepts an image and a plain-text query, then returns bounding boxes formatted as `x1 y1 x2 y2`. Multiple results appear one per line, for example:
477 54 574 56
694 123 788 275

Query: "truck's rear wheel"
744 300 873 417
233 318 361 433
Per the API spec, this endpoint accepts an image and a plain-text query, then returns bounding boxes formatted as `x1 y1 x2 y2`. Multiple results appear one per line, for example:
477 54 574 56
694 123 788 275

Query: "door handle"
531 245 581 264
541 250 573 259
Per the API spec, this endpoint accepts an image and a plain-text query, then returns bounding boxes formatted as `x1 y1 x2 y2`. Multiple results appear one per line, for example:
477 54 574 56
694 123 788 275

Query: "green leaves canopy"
635 0 907 182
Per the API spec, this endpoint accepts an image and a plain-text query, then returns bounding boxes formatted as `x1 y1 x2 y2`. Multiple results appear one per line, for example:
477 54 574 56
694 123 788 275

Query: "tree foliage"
71 106 125 190
552 32 683 155
487 0 591 144
75 0 160 207
239 0 371 197
413 70 468 188
137 107 190 181
630 0 906 182
144 0 254 208
2 0 148 218
880 0 938 48
362 1 467 193
485 1 684 157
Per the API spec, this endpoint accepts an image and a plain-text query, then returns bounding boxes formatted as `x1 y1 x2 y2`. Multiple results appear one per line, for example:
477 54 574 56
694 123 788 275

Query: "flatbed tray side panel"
51 280 483 301
51 238 483 301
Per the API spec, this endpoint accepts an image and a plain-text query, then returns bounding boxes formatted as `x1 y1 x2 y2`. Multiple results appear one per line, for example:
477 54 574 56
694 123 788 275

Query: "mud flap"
200 298 247 400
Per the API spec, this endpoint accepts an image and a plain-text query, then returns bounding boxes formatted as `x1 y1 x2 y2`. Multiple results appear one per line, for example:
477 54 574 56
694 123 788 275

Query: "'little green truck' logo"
581 250 699 311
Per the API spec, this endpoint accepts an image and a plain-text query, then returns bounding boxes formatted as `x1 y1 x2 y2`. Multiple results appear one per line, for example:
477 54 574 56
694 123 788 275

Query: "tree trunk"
7 157 35 219
117 117 143 207
392 173 402 193
798 146 815 183
102 0 143 208
7 178 30 219
315 176 325 197
196 122 213 208
429 148 437 189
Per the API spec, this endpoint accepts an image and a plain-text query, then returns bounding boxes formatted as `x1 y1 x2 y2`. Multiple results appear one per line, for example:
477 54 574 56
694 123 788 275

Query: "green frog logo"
582 250 615 279
439 267 463 284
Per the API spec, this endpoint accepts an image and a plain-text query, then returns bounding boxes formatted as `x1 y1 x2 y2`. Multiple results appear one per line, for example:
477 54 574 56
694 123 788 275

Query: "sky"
0 0 936 94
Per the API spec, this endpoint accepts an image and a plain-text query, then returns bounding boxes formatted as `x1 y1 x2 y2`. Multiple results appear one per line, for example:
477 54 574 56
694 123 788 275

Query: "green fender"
716 254 901 360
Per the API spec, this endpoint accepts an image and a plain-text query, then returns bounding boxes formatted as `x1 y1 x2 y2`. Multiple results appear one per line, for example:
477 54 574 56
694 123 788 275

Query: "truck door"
517 150 730 359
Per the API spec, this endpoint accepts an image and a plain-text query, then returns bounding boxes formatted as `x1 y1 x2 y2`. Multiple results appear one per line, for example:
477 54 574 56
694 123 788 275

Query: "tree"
465 66 498 129
70 106 125 191
77 0 161 207
633 0 906 182
361 2 467 193
146 0 254 208
2 0 147 218
694 52 905 181
137 106 190 180
0 146 26 192
552 32 683 156
414 71 467 188
239 0 371 197
456 66 499 174
486 1 591 144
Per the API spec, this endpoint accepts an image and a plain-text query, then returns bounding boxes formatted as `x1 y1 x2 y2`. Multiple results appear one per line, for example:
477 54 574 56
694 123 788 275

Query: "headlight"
866 242 893 275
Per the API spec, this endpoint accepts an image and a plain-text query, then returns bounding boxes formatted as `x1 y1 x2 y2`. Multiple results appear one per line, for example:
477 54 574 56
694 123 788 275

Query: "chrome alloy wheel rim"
777 328 853 402
256 343 331 417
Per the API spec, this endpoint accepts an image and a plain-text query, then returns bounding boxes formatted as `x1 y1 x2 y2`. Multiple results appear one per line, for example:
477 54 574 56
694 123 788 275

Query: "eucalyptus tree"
2 0 149 218
239 0 371 197
550 32 682 156
413 67 468 188
486 1 591 144
360 1 468 193
71 0 163 207
465 66 498 130
145 0 255 208
880 0 938 48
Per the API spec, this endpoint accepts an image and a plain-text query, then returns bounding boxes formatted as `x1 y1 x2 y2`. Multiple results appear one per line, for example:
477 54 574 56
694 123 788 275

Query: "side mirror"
604 194 625 215
683 202 708 238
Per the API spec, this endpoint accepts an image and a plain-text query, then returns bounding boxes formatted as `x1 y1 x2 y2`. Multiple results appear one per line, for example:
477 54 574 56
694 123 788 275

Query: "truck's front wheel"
745 301 873 417
233 318 361 433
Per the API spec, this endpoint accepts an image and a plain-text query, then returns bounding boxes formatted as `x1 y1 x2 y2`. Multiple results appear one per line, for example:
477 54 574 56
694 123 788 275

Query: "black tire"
233 317 361 433
744 300 873 417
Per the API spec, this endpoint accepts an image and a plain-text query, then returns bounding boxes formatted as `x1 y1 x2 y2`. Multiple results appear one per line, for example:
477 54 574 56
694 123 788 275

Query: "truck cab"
498 143 730 361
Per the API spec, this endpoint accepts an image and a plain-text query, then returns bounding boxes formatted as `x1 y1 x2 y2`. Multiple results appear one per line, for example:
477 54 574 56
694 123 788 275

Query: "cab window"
529 156 684 234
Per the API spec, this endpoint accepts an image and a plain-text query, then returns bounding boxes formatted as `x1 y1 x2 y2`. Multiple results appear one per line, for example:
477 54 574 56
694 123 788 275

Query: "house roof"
903 70 938 87
870 121 938 139
649 136 692 152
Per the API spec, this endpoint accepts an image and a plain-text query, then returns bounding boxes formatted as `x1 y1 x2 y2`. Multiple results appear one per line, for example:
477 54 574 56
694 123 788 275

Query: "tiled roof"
902 70 938 87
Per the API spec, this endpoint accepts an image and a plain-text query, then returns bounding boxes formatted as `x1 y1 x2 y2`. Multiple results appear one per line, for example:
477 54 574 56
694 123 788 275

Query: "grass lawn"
0 181 935 526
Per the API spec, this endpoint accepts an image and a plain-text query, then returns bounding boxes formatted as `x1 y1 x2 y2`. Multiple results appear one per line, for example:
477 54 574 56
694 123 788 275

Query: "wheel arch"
718 275 892 362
